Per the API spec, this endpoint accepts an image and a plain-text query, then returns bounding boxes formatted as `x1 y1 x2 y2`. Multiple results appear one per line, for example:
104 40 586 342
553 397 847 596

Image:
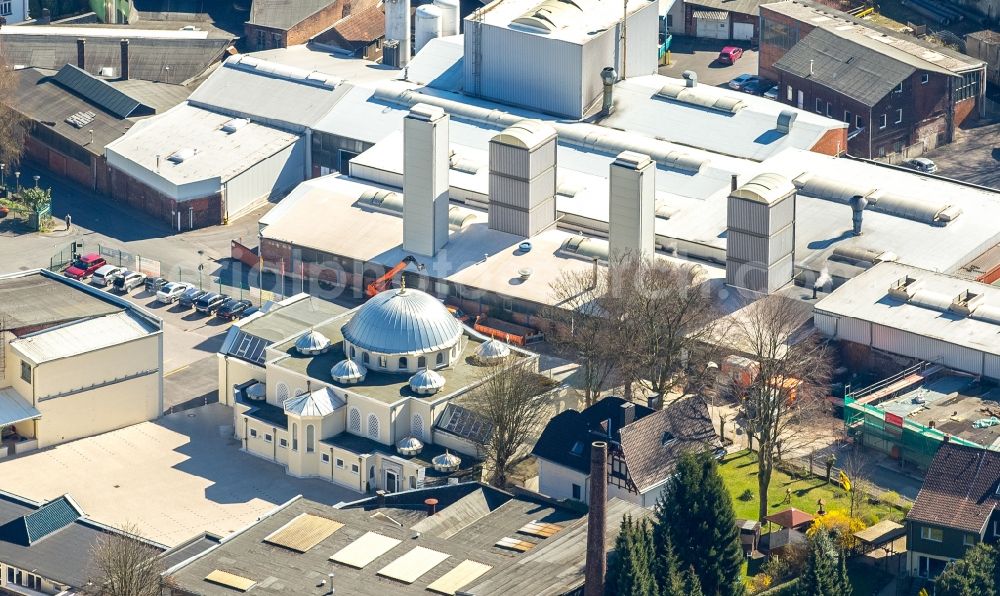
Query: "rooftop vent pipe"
682 70 697 88
850 195 868 236
777 110 797 134
76 38 86 70
812 267 832 299
120 39 129 80
731 174 738 193
600 67 617 116
584 441 608 596
809 59 814 76
424 498 438 516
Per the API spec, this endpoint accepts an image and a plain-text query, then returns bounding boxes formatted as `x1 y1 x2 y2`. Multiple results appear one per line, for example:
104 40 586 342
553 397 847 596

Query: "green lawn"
717 450 902 528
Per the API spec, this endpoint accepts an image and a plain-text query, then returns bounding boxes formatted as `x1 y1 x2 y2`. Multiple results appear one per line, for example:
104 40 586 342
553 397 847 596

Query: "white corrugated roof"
0 388 41 426
12 311 157 364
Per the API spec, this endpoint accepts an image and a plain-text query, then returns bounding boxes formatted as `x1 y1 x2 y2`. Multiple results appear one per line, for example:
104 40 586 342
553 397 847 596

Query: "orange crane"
366 256 421 298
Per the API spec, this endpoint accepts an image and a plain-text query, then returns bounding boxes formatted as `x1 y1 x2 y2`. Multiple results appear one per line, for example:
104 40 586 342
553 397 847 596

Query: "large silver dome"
342 288 462 355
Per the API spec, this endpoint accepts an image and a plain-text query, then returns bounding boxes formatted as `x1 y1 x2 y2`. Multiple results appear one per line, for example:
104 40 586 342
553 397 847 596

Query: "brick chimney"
619 402 635 430
584 441 608 596
76 38 86 70
424 498 438 516
120 39 130 80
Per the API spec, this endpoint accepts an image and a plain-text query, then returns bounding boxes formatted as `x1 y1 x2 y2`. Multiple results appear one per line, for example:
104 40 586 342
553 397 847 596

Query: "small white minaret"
609 151 656 260
403 103 450 257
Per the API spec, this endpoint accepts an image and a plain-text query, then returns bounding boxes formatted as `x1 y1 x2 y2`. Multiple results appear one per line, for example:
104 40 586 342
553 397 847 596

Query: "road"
658 36 760 87
923 121 1000 190
0 162 268 277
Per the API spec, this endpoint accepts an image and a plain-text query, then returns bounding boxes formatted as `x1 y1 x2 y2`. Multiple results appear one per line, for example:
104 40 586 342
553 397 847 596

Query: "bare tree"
0 49 25 170
726 295 832 521
549 252 722 407
549 261 621 407
86 523 164 596
467 356 553 488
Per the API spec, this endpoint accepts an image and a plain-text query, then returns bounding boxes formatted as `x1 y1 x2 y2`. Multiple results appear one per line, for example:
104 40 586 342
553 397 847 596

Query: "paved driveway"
657 36 758 87
0 404 361 547
923 121 1000 190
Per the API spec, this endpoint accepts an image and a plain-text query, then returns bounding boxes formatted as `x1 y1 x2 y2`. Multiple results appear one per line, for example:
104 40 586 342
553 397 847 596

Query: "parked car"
904 157 938 174
64 254 107 280
156 282 193 304
742 77 775 96
241 305 261 319
91 265 125 287
717 46 744 66
216 298 253 320
728 73 755 91
178 287 208 308
113 270 146 293
764 84 779 100
144 276 169 293
194 292 227 314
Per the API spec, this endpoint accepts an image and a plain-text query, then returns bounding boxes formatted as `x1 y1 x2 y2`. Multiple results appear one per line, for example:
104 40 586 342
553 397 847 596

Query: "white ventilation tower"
434 0 461 36
385 0 412 68
725 173 797 294
609 151 656 260
488 120 558 237
404 104 451 257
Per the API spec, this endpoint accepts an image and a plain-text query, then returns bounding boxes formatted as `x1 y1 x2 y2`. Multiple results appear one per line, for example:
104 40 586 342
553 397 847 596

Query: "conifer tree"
655 452 745 596
798 530 852 596
606 515 658 596
935 543 998 596
682 565 705 596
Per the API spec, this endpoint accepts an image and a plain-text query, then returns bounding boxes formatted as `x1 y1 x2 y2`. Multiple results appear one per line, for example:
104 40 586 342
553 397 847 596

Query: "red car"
718 46 744 65
64 253 107 280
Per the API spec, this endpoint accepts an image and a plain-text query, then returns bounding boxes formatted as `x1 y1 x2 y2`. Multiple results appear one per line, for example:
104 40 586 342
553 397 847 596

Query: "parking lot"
657 36 758 87
922 121 1000 190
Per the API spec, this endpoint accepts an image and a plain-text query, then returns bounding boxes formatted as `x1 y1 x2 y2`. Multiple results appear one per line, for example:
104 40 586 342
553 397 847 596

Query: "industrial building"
245 0 376 51
104 54 349 228
0 270 163 454
163 484 648 596
217 288 538 493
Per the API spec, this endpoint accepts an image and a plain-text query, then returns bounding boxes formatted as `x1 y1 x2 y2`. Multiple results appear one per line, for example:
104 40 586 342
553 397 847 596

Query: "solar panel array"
517 520 563 539
435 404 493 443
494 536 536 552
227 329 271 365
65 111 96 129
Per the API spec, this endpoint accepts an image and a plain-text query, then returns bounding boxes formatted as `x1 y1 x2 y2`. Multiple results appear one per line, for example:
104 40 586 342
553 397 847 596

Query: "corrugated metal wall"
872 323 985 376
727 226 794 266
837 316 872 345
223 138 305 220
489 140 530 180
984 354 1000 380
727 196 769 235
813 312 838 336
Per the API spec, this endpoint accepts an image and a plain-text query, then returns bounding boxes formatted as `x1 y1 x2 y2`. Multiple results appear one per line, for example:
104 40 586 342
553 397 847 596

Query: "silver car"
905 157 938 174
156 282 193 304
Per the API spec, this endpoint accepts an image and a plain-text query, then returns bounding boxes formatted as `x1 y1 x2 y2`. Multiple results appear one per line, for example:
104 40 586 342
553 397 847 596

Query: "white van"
91 265 124 287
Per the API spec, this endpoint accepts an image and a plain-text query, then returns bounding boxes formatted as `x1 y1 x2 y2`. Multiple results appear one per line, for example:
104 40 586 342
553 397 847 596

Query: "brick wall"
809 126 848 156
758 6 815 82
245 0 380 50
109 167 222 230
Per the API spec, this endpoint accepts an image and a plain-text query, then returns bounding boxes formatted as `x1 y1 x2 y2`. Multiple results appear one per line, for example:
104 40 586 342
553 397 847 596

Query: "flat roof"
0 271 123 331
878 375 1000 449
165 487 648 595
246 45 401 86
0 25 212 39
268 308 498 405
0 404 361 547
12 311 157 365
105 103 300 187
815 262 1000 357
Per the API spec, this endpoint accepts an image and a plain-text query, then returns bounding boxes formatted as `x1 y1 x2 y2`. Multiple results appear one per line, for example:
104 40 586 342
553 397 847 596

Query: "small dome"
331 359 367 384
342 288 462 355
396 436 424 456
432 450 461 472
409 368 446 395
475 339 511 364
295 329 331 355
246 382 266 400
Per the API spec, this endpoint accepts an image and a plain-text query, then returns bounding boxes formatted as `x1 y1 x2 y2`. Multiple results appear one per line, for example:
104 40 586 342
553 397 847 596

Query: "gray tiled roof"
249 0 338 30
774 28 915 107
687 0 763 16
907 443 1000 534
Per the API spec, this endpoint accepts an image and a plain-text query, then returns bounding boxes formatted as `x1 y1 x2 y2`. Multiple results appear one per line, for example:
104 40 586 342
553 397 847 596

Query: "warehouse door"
696 14 729 39
733 22 754 40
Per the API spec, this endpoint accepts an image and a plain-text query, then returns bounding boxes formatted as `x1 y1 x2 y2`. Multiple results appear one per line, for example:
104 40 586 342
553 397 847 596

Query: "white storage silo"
415 5 443 54
433 0 461 37
385 0 411 67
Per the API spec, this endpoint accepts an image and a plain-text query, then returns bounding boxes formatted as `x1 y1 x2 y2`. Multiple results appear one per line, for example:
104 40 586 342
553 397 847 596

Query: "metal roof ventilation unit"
776 110 797 134
166 148 196 164
403 104 451 257
609 151 656 260
222 118 249 133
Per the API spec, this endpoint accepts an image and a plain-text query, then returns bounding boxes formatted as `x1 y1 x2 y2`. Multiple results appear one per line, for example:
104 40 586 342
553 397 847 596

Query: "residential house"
246 0 378 51
218 288 538 494
0 270 163 454
683 0 762 42
906 442 1000 580
760 0 985 159
0 0 27 25
532 396 722 508
163 483 650 595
